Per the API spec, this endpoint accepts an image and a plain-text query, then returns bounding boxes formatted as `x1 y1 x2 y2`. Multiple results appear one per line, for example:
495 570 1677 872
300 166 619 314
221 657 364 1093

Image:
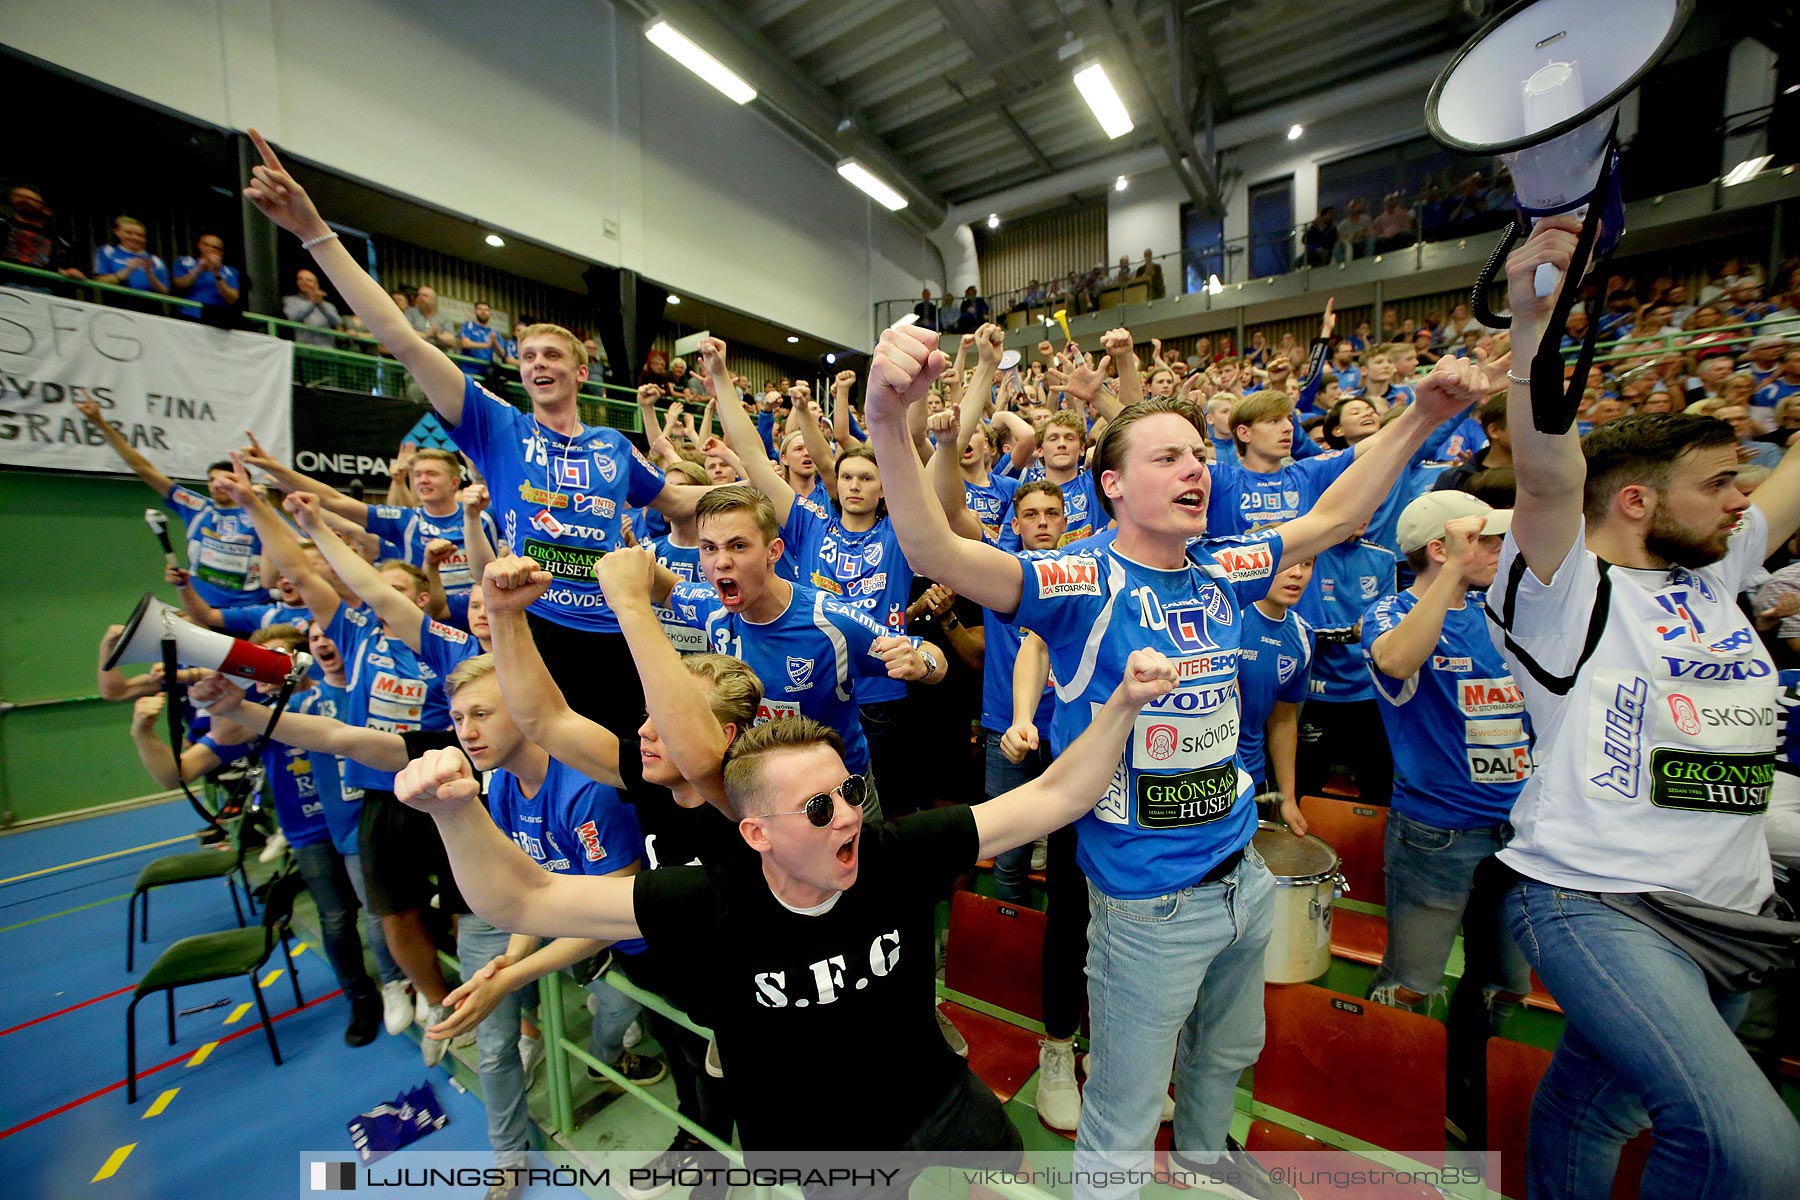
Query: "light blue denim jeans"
456 915 532 1167
986 730 1050 902
584 952 645 1067
1372 812 1529 1002
1505 878 1800 1199
1072 845 1275 1200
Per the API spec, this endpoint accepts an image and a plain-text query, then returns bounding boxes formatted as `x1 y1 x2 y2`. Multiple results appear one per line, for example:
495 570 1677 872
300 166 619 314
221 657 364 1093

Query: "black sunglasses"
763 775 867 827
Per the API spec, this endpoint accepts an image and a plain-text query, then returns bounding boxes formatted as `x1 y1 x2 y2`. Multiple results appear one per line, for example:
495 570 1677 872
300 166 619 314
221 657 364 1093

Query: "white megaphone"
1426 0 1691 432
104 593 303 687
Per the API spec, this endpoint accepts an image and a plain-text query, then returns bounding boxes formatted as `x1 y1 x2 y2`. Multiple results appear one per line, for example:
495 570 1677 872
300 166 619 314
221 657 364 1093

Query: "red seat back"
1487 1038 1651 1200
1297 795 1389 906
943 890 1046 1024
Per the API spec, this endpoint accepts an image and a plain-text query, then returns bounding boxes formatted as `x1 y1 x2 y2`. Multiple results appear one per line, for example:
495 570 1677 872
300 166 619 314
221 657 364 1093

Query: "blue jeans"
1073 846 1275 1200
291 841 376 1006
1505 879 1800 1199
457 915 531 1167
342 852 404 985
985 730 1050 902
584 953 645 1067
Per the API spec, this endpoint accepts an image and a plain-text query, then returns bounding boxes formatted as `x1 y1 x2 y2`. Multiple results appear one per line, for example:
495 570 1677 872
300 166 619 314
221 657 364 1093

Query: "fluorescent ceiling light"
645 20 756 105
666 294 681 305
1722 155 1772 186
837 159 908 211
786 336 799 344
1286 124 1304 141
1114 175 1129 192
1073 63 1133 139
825 353 837 364
484 233 505 248
987 213 1000 229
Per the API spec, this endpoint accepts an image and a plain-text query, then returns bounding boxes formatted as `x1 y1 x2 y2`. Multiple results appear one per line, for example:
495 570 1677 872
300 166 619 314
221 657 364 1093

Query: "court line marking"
0 989 342 1141
186 1041 218 1067
258 969 283 989
0 836 193 887
0 984 135 1038
91 1143 136 1181
224 1003 252 1025
142 1088 179 1119
0 893 131 935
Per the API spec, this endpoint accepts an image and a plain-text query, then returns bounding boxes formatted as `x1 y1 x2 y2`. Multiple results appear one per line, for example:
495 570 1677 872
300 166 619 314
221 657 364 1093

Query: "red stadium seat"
1258 983 1446 1160
1297 796 1390 964
1486 1039 1650 1200
939 891 1048 1103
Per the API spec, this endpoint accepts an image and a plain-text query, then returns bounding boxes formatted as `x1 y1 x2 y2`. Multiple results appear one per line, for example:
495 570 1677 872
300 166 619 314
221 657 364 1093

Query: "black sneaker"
344 997 382 1048
617 1134 707 1200
1166 1137 1299 1200
585 1049 669 1091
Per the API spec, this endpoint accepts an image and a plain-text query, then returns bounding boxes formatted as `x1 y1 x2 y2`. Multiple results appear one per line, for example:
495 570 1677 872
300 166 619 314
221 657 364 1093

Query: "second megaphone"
104 593 300 687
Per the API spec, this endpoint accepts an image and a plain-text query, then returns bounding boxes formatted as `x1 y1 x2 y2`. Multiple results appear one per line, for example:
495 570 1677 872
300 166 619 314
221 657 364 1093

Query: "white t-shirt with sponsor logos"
1486 510 1776 912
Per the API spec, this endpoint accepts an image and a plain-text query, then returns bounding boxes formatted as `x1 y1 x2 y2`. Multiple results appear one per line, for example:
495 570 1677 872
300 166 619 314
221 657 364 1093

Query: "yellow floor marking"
91 1144 136 1181
259 968 283 989
223 1002 252 1025
186 1041 218 1066
0 836 190 886
288 942 307 958
142 1088 179 1119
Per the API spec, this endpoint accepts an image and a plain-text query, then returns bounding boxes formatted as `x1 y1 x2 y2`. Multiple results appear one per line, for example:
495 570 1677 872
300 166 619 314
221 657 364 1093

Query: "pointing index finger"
247 127 285 173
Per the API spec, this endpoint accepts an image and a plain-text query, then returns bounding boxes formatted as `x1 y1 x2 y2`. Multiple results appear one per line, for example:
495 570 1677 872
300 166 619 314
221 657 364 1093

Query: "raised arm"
927 410 987 542
480 557 626 788
193 676 411 771
830 371 864 450
793 388 839 499
1370 518 1486 679
214 461 341 624
1276 356 1488 567
865 325 1027 612
974 649 1175 858
597 548 733 808
129 694 222 787
166 565 227 629
237 430 370 525
284 492 426 650
1499 217 1589 581
395 748 641 942
243 129 467 425
73 399 175 496
1101 328 1143 412
700 339 795 523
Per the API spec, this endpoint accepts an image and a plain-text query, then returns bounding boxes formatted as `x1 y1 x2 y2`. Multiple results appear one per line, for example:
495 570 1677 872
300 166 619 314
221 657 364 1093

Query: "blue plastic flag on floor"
348 1081 450 1162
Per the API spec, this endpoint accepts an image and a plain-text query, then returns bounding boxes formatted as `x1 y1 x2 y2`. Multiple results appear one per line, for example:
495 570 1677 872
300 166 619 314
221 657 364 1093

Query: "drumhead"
1253 821 1340 882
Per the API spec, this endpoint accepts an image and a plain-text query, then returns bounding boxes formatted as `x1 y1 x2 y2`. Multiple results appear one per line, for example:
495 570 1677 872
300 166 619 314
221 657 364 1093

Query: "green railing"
1556 316 1779 368
0 262 645 432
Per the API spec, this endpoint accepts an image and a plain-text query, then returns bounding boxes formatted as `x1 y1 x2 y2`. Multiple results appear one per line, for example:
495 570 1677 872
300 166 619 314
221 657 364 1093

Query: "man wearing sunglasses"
394 647 1180 1164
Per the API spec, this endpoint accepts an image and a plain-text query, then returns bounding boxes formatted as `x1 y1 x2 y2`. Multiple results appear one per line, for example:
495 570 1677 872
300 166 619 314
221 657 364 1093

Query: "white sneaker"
1036 1039 1080 1131
381 981 413 1036
415 990 430 1028
519 1032 544 1080
705 1037 724 1079
1030 837 1048 872
422 1004 454 1066
257 831 289 864
936 1007 969 1057
622 1020 643 1050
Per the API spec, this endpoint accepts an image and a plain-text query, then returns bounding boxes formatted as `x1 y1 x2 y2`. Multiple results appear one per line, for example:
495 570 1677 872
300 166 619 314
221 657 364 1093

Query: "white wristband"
301 231 339 251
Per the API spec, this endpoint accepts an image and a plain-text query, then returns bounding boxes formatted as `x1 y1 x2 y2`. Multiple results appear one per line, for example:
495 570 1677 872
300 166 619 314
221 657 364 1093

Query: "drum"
1253 821 1345 984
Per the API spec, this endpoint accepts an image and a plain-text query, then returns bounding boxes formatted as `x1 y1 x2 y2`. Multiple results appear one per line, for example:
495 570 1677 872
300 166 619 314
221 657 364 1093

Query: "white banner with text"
0 288 294 477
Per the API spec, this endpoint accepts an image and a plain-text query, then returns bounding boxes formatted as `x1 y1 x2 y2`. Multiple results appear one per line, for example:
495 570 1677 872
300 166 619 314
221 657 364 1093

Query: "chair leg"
141 888 150 942
227 877 245 927
166 989 176 1045
251 975 282 1067
240 862 258 914
282 933 303 1008
125 995 142 1104
126 893 137 972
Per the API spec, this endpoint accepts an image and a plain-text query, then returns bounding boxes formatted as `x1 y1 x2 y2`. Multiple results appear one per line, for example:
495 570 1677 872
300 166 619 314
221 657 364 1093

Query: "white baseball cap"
1396 491 1514 554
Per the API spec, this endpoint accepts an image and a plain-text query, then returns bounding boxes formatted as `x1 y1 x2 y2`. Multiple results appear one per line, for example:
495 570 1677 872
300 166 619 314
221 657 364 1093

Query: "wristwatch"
919 646 942 677
940 613 961 630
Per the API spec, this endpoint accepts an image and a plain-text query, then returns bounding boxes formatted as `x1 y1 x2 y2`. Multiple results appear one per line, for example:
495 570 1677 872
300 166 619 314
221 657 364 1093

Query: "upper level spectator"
1336 198 1372 261
1113 255 1133 284
1370 192 1415 253
283 268 344 346
955 286 990 333
1 185 84 279
172 233 241 314
1136 248 1165 299
458 300 499 375
412 285 459 352
639 349 673 392
670 356 708 397
912 287 939 330
1303 209 1338 267
92 215 169 293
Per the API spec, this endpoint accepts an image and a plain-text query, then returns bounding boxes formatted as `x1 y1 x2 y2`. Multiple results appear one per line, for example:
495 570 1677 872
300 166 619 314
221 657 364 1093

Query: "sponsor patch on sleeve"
575 819 606 862
1032 556 1101 597
1212 543 1274 583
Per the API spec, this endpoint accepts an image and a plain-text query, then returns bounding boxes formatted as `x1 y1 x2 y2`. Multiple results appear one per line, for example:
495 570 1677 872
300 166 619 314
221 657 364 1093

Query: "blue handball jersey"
447 376 666 634
1363 590 1532 827
1206 450 1356 539
1297 539 1398 703
202 723 331 852
165 485 264 607
665 581 916 775
219 601 311 634
327 605 438 793
965 473 1021 545
413 613 482 694
1010 531 1286 899
1236 603 1314 785
307 681 366 855
999 470 1100 551
780 507 914 705
487 757 646 955
980 607 1055 734
650 534 709 653
364 503 498 594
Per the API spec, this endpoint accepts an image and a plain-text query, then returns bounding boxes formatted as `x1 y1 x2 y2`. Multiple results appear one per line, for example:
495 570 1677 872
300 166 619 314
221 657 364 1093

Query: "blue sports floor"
0 800 493 1199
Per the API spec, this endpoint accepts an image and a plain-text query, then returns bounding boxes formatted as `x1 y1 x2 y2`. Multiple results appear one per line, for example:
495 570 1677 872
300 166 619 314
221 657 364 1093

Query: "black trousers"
1295 697 1394 806
526 612 646 738
612 949 733 1144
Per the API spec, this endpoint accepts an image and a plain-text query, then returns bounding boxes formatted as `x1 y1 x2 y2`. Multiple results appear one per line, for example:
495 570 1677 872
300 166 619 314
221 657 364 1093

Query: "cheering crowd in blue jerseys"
93 128 1798 1200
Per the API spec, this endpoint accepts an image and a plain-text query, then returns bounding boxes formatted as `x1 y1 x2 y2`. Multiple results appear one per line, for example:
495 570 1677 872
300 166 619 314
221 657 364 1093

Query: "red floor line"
0 984 137 1038
0 988 344 1141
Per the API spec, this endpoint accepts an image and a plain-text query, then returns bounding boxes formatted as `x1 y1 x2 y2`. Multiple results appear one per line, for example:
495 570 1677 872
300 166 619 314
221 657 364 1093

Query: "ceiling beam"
1080 0 1225 216
622 0 948 225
